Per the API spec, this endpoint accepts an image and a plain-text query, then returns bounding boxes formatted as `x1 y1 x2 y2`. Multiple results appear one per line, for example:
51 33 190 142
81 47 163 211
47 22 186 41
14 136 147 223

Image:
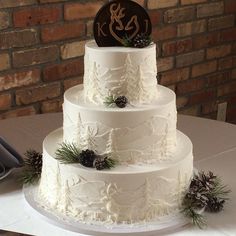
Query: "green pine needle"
104 157 117 169
182 206 206 229
21 168 41 184
21 149 42 185
122 35 132 47
55 142 81 164
104 96 116 107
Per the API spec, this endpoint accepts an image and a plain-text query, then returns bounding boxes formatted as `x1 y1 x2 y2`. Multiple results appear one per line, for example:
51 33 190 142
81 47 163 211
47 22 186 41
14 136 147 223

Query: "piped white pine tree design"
125 54 139 101
59 180 72 213
105 129 117 156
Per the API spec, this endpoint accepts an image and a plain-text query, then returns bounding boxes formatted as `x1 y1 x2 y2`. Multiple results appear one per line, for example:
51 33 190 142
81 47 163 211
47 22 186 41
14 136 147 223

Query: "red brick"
64 2 103 20
162 38 192 56
149 11 162 26
43 59 84 81
133 0 145 6
221 28 236 42
201 101 217 115
13 46 59 68
208 15 234 31
148 0 178 9
41 98 63 113
188 89 216 105
177 20 206 37
0 11 10 29
197 2 224 18
227 95 236 107
64 77 83 91
16 82 61 105
153 25 177 41
61 40 87 60
207 71 231 87
0 0 36 9
41 22 85 43
176 50 204 68
13 6 61 27
232 69 236 79
164 6 195 23
156 57 174 72
181 0 206 5
0 53 10 71
225 0 236 13
217 81 236 97
39 0 66 2
0 106 36 119
0 69 40 92
192 60 217 78
218 56 233 70
0 93 11 110
160 68 190 85
207 44 231 59
193 32 221 49
227 107 236 124
176 79 205 95
0 29 38 49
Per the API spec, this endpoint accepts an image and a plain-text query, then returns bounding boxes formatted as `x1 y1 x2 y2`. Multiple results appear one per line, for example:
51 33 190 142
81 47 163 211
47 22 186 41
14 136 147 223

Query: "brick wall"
0 0 236 123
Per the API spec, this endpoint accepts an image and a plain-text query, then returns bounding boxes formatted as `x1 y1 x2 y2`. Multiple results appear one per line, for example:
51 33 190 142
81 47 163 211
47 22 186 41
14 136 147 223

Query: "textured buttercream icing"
83 40 158 105
63 84 177 164
38 39 194 226
38 128 193 224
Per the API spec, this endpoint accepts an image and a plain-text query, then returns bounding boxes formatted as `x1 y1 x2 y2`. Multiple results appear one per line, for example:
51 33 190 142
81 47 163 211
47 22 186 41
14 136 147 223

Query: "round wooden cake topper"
93 0 152 47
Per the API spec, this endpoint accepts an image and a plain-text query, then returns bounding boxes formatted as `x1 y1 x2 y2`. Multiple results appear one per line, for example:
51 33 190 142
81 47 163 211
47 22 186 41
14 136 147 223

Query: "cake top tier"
93 0 152 47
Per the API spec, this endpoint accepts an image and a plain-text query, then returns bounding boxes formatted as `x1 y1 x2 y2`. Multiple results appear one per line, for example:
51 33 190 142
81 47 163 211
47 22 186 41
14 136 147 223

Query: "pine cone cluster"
132 33 152 48
206 197 225 213
114 96 128 108
184 171 227 213
94 157 109 170
25 150 42 174
79 149 96 167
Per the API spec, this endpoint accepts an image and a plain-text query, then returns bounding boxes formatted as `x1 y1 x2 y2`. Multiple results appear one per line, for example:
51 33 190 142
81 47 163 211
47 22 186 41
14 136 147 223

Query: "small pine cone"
115 96 128 108
132 33 151 48
94 157 108 170
206 197 225 213
79 149 96 168
25 150 43 172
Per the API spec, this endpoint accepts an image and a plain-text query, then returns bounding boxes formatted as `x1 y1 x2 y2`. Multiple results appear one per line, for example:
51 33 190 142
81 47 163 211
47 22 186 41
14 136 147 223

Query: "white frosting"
63 84 177 164
83 41 158 105
38 128 193 224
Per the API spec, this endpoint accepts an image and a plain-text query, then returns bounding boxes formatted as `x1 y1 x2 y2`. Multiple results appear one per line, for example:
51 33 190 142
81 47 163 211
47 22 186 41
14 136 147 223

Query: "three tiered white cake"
38 40 193 224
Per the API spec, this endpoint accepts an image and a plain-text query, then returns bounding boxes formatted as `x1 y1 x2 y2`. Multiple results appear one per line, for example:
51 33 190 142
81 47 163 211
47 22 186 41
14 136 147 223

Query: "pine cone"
115 96 128 108
132 33 151 48
25 150 42 173
206 197 225 213
94 157 108 170
79 149 96 167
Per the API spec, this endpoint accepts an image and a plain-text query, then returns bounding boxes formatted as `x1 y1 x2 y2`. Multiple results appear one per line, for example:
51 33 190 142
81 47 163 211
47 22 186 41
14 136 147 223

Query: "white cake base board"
23 184 190 236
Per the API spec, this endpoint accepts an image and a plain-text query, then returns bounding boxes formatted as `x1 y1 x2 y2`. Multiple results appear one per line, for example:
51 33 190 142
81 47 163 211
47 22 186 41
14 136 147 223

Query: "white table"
0 114 236 236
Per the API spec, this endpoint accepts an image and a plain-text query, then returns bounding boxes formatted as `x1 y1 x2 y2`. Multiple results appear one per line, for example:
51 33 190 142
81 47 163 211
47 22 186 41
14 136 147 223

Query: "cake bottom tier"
38 128 193 225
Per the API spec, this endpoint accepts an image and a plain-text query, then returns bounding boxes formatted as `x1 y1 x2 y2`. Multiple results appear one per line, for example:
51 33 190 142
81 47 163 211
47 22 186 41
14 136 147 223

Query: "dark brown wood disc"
93 0 152 47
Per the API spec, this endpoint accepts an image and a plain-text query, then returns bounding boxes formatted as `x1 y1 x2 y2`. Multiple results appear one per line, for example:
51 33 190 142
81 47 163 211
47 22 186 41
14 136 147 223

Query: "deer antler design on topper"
109 3 140 44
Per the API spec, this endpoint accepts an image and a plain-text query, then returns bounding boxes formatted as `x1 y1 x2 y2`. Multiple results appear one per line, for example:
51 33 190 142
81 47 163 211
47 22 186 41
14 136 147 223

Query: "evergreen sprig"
182 171 230 228
55 142 117 170
55 142 81 164
181 205 206 229
104 95 116 107
21 150 42 184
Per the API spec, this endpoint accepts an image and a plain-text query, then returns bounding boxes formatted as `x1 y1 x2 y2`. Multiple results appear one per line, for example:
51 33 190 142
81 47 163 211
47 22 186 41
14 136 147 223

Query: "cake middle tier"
63 84 177 164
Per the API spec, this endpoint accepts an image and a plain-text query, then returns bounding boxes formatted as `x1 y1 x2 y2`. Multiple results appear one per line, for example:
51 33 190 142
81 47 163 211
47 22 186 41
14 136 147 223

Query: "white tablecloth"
0 114 236 236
